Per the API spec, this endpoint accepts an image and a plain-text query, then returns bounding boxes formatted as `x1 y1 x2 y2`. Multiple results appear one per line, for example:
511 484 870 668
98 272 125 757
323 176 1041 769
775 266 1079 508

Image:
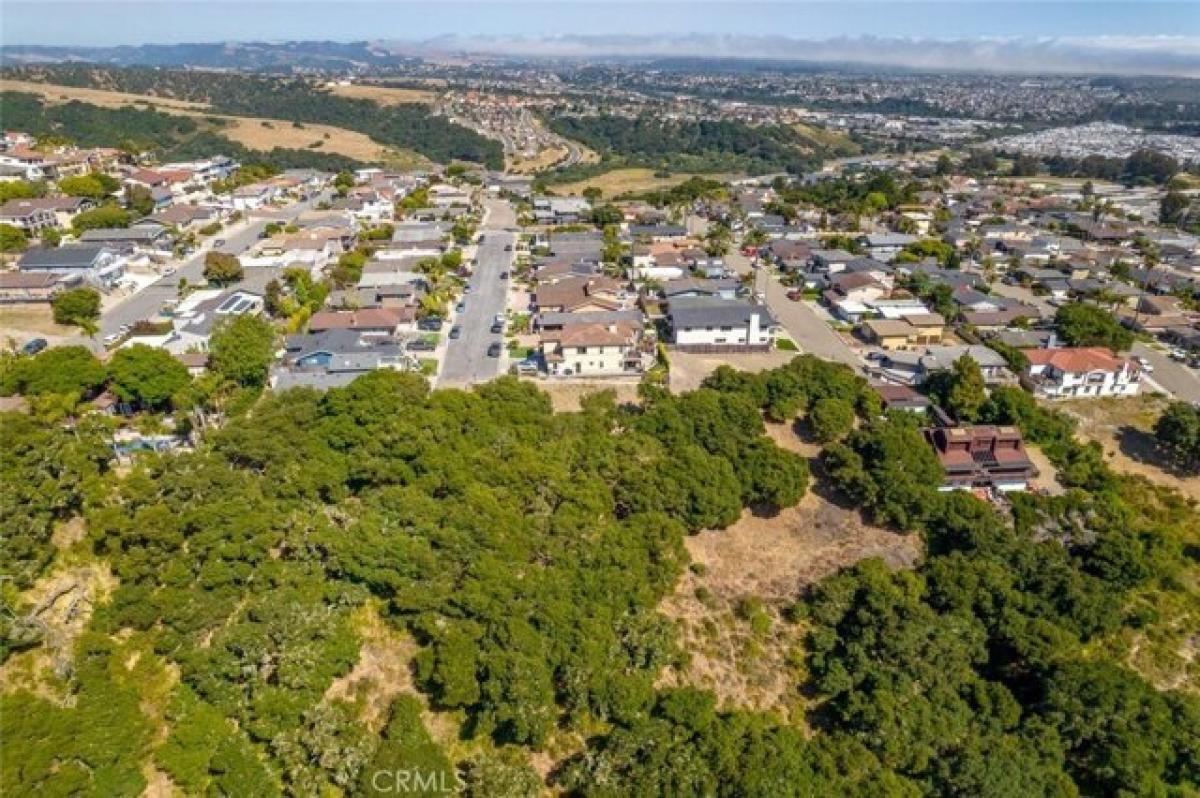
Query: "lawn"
552 168 732 200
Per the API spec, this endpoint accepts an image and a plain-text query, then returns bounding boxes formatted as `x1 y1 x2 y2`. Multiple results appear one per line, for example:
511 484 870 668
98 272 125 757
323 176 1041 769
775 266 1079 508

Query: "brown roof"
548 321 638 348
873 383 931 407
1023 347 1130 373
0 271 62 289
308 308 403 332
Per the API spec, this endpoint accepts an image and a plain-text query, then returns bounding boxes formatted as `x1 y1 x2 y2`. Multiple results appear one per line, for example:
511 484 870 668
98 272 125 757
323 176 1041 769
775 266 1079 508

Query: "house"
79 224 174 253
149 290 264 353
0 199 57 233
532 275 627 314
661 278 741 301
629 224 688 241
17 245 124 286
273 328 416 389
0 271 77 303
146 204 221 230
1022 347 1141 398
668 297 777 351
307 307 413 336
859 232 918 262
330 192 394 223
809 249 856 273
872 383 932 413
874 345 1013 386
229 183 278 211
532 196 591 224
540 320 644 377
860 314 945 349
925 425 1038 492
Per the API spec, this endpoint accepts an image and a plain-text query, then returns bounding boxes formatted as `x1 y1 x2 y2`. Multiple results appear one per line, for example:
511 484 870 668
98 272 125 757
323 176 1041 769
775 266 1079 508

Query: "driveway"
725 249 862 370
438 198 516 387
97 192 329 342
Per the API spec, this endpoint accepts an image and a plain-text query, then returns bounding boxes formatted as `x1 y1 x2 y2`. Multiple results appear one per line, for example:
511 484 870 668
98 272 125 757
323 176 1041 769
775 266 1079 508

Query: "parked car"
463 284 473 294
490 321 504 334
213 239 226 248
786 289 803 301
512 358 539 376
162 266 176 276
1135 355 1155 373
504 244 512 252
455 301 466 313
103 333 121 348
493 313 505 325
449 325 462 340
487 342 503 358
406 338 436 352
417 316 444 331
21 338 47 356
500 271 509 280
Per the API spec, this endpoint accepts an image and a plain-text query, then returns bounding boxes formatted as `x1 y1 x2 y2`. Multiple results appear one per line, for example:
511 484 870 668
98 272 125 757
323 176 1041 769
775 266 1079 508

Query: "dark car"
487 342 503 358
448 325 462 339
406 338 436 352
21 338 48 356
213 239 226 248
455 301 466 313
499 271 509 280
417 316 444 331
504 244 512 251
490 321 504 334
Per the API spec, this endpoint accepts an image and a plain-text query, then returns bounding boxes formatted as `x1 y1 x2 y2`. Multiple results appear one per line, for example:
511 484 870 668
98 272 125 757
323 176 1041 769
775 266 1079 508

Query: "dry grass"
668 350 796 394
0 305 85 346
325 604 419 733
0 78 208 112
553 168 725 200
658 418 921 715
507 145 570 175
327 83 436 106
1057 394 1200 500
0 78 426 164
533 379 641 412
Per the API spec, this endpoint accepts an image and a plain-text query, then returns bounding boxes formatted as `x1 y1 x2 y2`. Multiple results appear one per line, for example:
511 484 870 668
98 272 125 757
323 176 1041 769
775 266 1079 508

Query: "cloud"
381 33 1200 77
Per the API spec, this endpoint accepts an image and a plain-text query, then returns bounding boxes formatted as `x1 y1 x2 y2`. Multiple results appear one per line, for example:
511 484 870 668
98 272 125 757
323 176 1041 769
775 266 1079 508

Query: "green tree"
809 396 856 442
1054 302 1134 351
57 173 119 200
52 287 102 333
0 223 28 252
208 313 275 388
1153 401 1200 473
203 251 244 285
126 183 156 216
927 354 988 422
40 226 62 247
108 344 190 410
71 203 133 233
0 344 106 398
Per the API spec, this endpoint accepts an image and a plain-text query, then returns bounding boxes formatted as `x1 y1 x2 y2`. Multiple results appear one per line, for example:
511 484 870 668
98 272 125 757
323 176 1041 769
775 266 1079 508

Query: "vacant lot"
326 83 436 106
0 305 87 346
508 144 570 175
1058 394 1199 500
668 350 795 393
531 379 641 412
659 418 920 716
1 78 425 164
553 167 729 199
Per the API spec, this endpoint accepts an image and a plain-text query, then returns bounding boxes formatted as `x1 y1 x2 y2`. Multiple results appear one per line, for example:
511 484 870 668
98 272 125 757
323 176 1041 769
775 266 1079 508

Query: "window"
576 347 587 355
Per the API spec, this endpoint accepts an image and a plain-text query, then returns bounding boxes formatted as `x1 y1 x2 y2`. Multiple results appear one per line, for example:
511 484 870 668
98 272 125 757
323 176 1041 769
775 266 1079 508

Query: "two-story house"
1022 347 1141 398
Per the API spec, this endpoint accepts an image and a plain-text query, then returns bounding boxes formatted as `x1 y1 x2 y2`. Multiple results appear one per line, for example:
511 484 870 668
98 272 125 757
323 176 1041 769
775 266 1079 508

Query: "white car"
163 266 177 276
103 333 121 348
1135 356 1155 373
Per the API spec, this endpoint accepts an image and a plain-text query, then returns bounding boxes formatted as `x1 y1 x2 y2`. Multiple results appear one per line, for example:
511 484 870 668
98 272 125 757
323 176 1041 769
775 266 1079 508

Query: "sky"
1 2 1196 46
1 2 1198 75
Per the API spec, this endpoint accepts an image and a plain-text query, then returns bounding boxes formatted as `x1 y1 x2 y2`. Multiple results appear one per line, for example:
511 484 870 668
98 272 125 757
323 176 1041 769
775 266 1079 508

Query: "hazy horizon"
2 2 1199 77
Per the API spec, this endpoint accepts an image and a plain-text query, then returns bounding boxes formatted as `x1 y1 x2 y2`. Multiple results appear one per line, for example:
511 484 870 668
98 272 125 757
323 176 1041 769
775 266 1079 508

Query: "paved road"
98 193 328 341
989 280 1200 402
1133 342 1200 403
725 250 863 369
438 198 516 387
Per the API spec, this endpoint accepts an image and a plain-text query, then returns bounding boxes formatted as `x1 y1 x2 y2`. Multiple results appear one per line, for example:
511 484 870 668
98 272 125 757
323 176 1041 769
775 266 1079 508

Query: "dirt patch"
1024 444 1064 495
325 604 419 733
327 83 436 106
668 350 795 394
0 305 87 346
553 168 728 200
508 145 570 175
530 379 641 412
659 422 921 715
0 561 118 701
1058 395 1199 500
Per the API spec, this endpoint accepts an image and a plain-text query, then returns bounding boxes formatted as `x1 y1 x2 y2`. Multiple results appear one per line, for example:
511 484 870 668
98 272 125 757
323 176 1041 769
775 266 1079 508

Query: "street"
724 249 863 369
437 197 516 387
97 192 329 341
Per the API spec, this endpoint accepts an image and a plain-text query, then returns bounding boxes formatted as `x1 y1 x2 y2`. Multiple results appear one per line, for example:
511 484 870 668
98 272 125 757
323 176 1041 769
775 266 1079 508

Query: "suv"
21 338 48 356
417 316 444 332
406 338 436 352
490 320 504 334
487 342 503 358
448 325 462 340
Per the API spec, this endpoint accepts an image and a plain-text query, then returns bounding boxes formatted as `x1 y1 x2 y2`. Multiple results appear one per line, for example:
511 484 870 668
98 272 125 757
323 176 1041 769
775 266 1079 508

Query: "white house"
668 297 777 350
1022 347 1141 398
541 320 643 377
17 245 125 287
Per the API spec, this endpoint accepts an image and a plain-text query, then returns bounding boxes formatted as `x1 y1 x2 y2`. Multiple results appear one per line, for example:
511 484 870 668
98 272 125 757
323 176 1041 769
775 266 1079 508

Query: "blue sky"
2 2 1198 46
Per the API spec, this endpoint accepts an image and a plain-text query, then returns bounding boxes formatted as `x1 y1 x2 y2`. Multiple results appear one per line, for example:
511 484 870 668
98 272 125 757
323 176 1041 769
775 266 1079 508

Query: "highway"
97 192 329 341
437 197 517 387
